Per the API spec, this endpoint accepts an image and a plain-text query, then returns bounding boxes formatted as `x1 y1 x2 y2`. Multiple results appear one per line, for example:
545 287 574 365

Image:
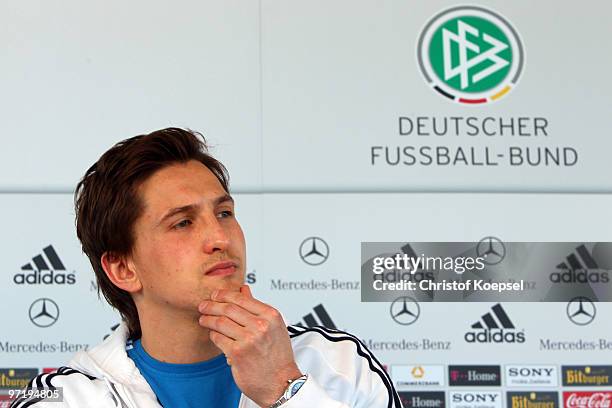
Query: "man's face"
128 159 246 315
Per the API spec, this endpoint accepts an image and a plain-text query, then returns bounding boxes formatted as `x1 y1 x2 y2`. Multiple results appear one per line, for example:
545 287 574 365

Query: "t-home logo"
417 6 524 104
392 365 445 388
507 392 559 408
400 391 446 408
451 391 502 408
449 365 501 386
505 365 558 387
562 366 612 386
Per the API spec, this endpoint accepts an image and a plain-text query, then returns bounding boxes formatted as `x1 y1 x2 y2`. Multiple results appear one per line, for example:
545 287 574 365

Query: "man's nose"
202 216 230 254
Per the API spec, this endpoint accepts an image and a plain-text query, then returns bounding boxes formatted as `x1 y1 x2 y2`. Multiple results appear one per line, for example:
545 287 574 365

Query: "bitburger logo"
550 244 609 284
0 368 38 391
562 366 612 387
507 392 558 408
465 303 525 344
15 245 75 285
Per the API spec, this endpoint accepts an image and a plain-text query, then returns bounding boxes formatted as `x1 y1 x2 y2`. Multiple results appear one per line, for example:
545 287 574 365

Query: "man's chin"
207 277 244 296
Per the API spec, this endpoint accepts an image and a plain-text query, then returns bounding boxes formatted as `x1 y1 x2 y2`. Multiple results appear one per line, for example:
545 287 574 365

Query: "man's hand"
198 285 303 407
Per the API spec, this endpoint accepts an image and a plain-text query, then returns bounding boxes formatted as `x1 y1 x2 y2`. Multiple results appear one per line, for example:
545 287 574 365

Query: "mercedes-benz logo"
566 296 596 326
29 298 60 328
299 237 329 266
477 236 506 265
389 296 420 325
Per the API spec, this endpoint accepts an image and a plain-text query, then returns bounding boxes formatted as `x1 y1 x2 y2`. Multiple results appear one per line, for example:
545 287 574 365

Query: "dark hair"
75 128 229 339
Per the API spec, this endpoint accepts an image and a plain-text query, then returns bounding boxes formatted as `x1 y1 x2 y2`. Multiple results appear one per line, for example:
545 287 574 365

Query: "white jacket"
11 323 401 408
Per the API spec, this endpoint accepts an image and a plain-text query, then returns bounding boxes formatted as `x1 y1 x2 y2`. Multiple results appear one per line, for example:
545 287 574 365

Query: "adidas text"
465 329 526 343
14 270 76 285
549 270 609 283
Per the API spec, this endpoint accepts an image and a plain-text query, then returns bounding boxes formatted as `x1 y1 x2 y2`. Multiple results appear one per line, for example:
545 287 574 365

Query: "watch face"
290 380 306 396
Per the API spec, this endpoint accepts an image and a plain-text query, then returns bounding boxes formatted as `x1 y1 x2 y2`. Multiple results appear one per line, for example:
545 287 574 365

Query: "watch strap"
268 374 308 408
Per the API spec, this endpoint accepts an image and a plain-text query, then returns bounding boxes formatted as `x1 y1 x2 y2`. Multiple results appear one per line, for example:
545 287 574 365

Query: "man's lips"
205 261 238 277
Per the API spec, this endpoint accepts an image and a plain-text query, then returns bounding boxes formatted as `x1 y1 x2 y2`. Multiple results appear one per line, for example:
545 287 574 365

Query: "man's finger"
211 288 268 315
241 284 254 298
199 315 244 340
208 330 234 356
199 300 253 327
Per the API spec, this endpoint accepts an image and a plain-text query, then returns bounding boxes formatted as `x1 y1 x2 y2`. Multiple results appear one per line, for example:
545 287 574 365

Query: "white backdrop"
1 0 611 406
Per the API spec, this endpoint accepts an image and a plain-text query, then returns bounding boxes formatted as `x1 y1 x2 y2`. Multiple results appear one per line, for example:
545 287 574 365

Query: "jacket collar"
69 321 153 393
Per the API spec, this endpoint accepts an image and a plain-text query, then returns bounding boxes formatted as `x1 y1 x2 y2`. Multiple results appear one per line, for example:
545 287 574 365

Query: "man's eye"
173 219 192 229
218 210 234 218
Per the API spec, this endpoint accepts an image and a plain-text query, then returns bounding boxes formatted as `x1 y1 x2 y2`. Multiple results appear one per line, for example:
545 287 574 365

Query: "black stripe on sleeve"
10 367 98 408
288 325 401 408
12 397 45 408
34 374 44 390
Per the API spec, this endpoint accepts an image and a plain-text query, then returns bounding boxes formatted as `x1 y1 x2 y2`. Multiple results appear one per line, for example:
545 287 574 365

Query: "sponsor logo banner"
465 304 525 344
0 395 12 408
392 365 445 388
0 368 38 391
400 391 446 408
507 392 559 408
451 391 502 408
449 365 501 386
0 341 89 354
563 392 612 408
15 245 76 285
505 365 558 387
562 366 612 386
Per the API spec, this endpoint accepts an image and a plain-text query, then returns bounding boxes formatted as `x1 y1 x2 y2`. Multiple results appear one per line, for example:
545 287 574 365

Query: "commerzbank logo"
417 6 524 104
392 365 445 388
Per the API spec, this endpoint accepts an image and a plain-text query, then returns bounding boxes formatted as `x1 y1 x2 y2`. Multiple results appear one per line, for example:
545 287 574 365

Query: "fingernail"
211 289 219 300
199 301 208 312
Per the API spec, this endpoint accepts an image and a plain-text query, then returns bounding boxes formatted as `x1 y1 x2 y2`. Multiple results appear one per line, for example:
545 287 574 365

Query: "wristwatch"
268 374 308 408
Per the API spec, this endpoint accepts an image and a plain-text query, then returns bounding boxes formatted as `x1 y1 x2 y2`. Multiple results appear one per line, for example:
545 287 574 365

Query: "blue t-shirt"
127 339 241 408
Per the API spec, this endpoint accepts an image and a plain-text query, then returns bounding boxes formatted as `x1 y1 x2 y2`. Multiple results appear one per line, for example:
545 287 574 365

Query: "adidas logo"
15 245 76 285
550 244 609 283
103 323 121 340
295 304 337 329
464 303 525 344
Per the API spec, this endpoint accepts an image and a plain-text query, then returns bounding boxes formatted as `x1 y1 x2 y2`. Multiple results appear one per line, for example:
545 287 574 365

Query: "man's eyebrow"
157 194 234 226
158 204 199 226
214 193 234 206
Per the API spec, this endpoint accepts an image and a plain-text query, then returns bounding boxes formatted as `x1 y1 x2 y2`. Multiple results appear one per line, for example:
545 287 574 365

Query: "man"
11 128 401 408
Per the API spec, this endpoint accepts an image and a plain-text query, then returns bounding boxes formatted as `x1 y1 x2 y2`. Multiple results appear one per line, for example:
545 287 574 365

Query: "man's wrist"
261 366 303 406
268 373 308 408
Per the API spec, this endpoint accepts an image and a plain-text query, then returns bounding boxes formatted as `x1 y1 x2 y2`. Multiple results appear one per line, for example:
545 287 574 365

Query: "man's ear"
100 251 142 293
